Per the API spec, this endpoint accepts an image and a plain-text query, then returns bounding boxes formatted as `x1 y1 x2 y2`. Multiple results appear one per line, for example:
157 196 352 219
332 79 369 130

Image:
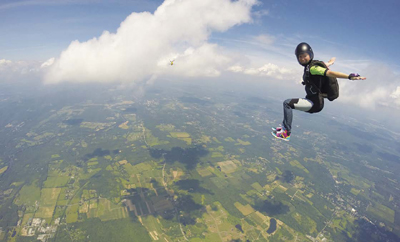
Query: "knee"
284 99 297 109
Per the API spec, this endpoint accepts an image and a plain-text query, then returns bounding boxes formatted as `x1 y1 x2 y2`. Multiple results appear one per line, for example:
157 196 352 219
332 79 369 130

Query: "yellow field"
248 211 269 227
199 135 211 143
181 138 192 145
235 139 251 146
87 161 101 168
272 183 287 193
79 202 89 214
224 137 235 142
41 188 61 206
306 193 314 198
34 188 61 219
211 152 223 158
251 182 263 192
36 206 55 218
217 160 237 173
197 167 213 177
170 132 190 138
21 213 34 226
169 132 191 144
290 160 309 173
118 121 129 129
0 166 8 174
212 137 221 143
234 202 255 216
119 160 128 165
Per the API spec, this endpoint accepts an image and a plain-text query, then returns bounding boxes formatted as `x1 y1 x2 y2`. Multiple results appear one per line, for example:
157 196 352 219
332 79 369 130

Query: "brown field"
79 202 89 214
119 121 129 129
234 202 255 216
217 160 237 173
36 206 55 218
35 188 61 219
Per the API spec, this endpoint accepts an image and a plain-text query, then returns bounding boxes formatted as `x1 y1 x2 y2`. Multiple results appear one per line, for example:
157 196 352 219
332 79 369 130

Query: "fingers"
328 57 336 65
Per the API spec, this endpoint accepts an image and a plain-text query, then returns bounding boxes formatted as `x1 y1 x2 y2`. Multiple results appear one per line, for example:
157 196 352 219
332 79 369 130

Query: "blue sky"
1 0 400 116
1 0 399 64
0 0 162 60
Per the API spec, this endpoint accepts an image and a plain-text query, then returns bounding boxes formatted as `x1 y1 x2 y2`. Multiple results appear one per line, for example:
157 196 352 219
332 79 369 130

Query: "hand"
326 57 336 67
348 73 366 80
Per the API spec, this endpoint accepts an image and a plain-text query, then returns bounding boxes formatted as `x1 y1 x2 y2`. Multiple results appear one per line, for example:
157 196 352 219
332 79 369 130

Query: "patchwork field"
367 203 395 223
234 202 255 216
217 160 237 173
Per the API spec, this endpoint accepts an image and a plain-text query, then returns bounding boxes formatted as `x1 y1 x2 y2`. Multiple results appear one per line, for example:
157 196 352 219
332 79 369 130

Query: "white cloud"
390 86 400 106
0 60 38 73
253 34 275 46
337 64 400 109
0 59 42 82
40 57 55 68
228 62 296 80
43 0 258 84
253 9 269 18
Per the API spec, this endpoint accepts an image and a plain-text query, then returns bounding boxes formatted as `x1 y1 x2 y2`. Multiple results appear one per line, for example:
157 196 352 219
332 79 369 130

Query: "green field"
367 203 395 223
14 181 41 208
43 176 70 188
66 204 79 223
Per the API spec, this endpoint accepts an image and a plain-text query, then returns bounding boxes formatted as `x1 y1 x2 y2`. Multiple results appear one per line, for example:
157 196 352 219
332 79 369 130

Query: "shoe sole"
271 131 290 141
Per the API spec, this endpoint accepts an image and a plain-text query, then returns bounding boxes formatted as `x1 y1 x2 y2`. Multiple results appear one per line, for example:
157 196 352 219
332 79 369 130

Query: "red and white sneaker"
271 125 283 133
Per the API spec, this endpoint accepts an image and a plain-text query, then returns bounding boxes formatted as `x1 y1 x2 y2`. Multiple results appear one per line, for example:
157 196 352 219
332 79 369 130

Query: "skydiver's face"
298 53 310 65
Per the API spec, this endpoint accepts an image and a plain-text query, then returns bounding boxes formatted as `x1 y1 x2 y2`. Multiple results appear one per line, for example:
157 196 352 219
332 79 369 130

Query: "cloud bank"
337 64 400 109
0 59 42 82
228 63 296 80
43 0 258 84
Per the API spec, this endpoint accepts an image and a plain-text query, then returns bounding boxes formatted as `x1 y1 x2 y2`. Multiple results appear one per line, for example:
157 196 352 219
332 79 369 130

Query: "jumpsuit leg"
282 98 313 134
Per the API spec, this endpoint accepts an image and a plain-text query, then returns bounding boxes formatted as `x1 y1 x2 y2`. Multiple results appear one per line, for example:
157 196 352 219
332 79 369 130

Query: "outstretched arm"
325 57 336 68
326 70 366 80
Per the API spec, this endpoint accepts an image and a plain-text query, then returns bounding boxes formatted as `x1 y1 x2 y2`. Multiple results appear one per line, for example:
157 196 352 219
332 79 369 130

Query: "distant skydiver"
272 42 366 141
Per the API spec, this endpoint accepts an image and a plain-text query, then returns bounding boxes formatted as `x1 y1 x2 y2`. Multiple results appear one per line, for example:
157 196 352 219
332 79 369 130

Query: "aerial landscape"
1 0 400 241
0 79 399 242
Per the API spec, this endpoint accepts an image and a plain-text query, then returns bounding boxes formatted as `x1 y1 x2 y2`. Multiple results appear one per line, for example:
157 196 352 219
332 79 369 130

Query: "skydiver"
272 42 366 141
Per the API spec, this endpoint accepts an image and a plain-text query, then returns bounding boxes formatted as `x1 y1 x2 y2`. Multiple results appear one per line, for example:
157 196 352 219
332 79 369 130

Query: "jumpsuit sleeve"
310 65 328 76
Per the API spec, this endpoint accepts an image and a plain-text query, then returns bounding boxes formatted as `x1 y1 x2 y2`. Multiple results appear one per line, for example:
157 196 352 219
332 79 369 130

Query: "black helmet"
295 42 313 66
